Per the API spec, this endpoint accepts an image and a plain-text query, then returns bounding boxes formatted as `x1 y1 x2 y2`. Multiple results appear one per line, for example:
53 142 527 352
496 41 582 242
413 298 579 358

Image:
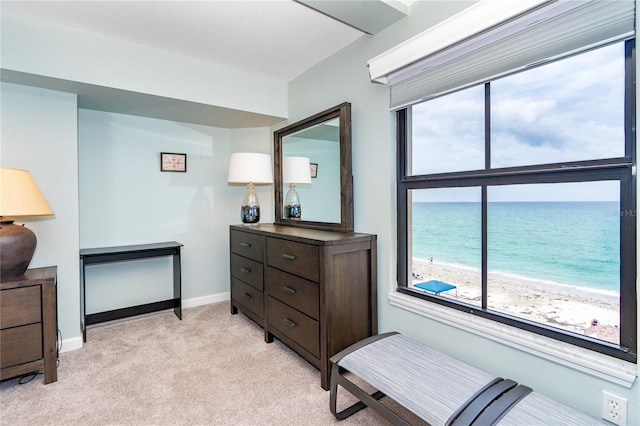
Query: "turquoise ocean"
411 202 620 295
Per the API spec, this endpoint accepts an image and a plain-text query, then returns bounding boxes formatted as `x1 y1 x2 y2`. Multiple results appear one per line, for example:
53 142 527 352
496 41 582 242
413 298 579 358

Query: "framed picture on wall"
161 152 187 172
310 163 318 178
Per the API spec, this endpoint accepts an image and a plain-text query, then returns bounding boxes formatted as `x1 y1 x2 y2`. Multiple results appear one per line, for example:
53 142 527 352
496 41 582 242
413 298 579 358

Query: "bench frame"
330 333 411 425
329 332 535 426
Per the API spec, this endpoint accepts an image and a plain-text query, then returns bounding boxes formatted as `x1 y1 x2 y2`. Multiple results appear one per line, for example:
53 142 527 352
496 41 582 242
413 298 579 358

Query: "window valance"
367 0 635 110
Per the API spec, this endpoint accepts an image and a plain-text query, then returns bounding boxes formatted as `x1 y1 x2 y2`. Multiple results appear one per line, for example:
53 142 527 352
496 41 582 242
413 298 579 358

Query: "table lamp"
228 153 273 224
283 156 311 219
0 168 55 280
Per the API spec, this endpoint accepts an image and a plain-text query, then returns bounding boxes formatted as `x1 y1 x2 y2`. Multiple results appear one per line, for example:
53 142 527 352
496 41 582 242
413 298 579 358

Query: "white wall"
287 0 639 422
78 110 236 313
0 82 81 350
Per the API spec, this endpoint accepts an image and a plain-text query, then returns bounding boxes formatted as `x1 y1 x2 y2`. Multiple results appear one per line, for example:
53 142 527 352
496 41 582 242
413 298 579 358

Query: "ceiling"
1 0 415 127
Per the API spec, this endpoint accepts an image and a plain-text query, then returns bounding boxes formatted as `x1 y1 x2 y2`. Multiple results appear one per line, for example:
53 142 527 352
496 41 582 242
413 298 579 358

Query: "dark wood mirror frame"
274 102 354 232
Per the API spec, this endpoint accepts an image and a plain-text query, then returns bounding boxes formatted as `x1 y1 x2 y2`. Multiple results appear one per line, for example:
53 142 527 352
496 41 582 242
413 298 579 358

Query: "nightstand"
0 266 58 384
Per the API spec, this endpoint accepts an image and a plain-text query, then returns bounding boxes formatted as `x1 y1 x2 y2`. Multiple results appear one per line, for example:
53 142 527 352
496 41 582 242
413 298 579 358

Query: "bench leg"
330 365 412 425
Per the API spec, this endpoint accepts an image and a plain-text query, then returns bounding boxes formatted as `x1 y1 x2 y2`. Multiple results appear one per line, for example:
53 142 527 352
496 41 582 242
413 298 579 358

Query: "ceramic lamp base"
0 220 37 280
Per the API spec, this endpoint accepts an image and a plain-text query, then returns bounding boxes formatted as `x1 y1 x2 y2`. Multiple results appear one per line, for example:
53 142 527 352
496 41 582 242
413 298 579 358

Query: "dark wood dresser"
230 224 377 389
0 266 58 384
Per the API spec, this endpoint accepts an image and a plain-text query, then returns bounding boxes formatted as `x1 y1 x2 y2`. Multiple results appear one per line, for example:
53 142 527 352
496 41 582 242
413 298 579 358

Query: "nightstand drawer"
230 230 263 262
0 324 42 368
265 267 319 320
231 254 263 290
231 278 264 319
266 238 319 282
0 287 41 329
267 296 319 358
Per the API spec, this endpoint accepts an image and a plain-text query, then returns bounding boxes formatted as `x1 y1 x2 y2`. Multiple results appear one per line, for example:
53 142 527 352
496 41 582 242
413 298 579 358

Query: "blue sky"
409 42 625 203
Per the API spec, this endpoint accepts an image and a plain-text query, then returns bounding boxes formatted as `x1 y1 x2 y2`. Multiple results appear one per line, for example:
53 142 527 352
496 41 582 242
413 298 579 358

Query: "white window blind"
368 0 635 110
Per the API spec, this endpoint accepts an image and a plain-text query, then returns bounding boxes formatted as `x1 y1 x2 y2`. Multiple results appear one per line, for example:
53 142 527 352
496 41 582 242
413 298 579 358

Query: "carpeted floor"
0 302 412 425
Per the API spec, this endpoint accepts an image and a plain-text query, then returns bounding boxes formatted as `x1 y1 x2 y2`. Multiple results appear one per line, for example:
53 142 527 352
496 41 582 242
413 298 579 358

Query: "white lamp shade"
283 157 311 184
0 168 54 217
227 153 273 184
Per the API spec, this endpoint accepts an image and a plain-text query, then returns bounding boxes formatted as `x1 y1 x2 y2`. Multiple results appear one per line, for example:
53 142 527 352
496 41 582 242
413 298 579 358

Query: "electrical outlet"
602 390 627 426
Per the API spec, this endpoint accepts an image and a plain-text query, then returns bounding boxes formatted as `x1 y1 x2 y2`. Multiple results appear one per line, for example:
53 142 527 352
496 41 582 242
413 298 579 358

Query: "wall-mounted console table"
80 241 183 342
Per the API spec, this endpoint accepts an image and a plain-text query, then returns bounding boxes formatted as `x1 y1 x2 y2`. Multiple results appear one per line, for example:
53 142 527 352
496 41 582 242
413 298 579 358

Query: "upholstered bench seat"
330 332 608 426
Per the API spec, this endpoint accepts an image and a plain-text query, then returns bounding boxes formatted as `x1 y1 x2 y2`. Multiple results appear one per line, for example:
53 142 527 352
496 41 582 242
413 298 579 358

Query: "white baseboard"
60 292 231 353
183 292 229 308
60 336 84 353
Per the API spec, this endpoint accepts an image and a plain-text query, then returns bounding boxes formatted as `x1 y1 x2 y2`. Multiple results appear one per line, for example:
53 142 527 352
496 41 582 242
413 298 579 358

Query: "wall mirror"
274 102 353 232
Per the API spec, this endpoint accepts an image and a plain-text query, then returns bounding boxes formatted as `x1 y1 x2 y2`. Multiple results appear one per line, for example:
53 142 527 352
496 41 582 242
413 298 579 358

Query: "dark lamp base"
284 204 301 219
241 205 260 224
0 221 37 280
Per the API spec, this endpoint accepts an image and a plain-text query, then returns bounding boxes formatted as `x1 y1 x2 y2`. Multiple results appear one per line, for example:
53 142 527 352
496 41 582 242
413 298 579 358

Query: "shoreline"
414 257 620 301
412 258 620 344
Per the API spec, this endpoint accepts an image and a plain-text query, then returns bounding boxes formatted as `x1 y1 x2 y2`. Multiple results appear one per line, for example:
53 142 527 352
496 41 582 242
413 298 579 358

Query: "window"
397 40 636 363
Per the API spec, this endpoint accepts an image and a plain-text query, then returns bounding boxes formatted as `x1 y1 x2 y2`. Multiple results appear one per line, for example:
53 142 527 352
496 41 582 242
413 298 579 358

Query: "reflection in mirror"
283 156 312 219
274 103 353 232
282 117 340 223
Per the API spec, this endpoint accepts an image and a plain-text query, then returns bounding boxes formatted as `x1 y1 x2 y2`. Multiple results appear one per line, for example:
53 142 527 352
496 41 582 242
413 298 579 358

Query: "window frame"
396 39 637 363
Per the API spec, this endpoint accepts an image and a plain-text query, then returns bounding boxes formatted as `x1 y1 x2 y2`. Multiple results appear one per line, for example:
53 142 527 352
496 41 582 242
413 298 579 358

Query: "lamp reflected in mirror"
283 157 311 219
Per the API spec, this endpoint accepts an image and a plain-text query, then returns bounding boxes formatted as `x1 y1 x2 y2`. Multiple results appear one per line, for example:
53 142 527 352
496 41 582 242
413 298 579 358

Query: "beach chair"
411 268 423 280
330 332 608 425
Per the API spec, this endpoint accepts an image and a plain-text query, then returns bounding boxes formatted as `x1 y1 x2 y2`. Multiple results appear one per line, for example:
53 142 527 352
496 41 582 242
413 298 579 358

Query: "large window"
397 40 636 362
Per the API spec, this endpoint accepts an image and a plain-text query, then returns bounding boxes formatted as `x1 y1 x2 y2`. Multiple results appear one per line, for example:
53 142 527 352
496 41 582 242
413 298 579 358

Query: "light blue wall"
283 139 340 223
227 127 275 224
0 86 272 349
1 6 280 349
0 82 81 349
287 0 639 422
2 2 637 421
78 109 234 312
1 13 287 118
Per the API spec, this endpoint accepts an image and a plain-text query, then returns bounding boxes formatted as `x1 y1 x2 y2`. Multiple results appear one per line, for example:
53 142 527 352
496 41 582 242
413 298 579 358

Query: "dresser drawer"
266 237 319 282
230 230 263 262
0 323 43 368
267 296 319 358
231 254 264 291
0 287 41 329
231 278 264 319
265 267 319 320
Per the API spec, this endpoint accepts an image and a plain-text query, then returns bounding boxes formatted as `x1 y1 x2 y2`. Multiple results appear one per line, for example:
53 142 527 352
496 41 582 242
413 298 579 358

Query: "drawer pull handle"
282 253 297 261
240 242 251 247
242 292 252 299
283 318 297 328
240 267 251 274
282 286 296 295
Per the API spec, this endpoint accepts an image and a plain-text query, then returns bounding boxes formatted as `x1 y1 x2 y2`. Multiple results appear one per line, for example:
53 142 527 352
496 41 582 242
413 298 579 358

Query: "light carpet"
0 302 415 425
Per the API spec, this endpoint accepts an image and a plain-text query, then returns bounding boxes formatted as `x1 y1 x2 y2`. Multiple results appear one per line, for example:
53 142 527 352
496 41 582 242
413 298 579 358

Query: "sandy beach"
411 259 620 344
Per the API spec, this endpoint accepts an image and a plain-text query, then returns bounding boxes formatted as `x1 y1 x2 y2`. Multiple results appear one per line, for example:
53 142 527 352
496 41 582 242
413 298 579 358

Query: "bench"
330 332 608 425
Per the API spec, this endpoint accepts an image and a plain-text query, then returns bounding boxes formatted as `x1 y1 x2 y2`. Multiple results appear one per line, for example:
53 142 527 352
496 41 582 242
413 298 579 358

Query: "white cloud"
410 42 625 176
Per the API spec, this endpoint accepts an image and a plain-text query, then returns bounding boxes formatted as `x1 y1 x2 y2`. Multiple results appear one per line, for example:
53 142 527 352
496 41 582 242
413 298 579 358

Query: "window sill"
388 291 637 388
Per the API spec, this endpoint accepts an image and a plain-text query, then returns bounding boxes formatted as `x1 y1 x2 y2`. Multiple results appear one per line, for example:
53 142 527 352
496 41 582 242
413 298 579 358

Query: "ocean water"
411 202 620 294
